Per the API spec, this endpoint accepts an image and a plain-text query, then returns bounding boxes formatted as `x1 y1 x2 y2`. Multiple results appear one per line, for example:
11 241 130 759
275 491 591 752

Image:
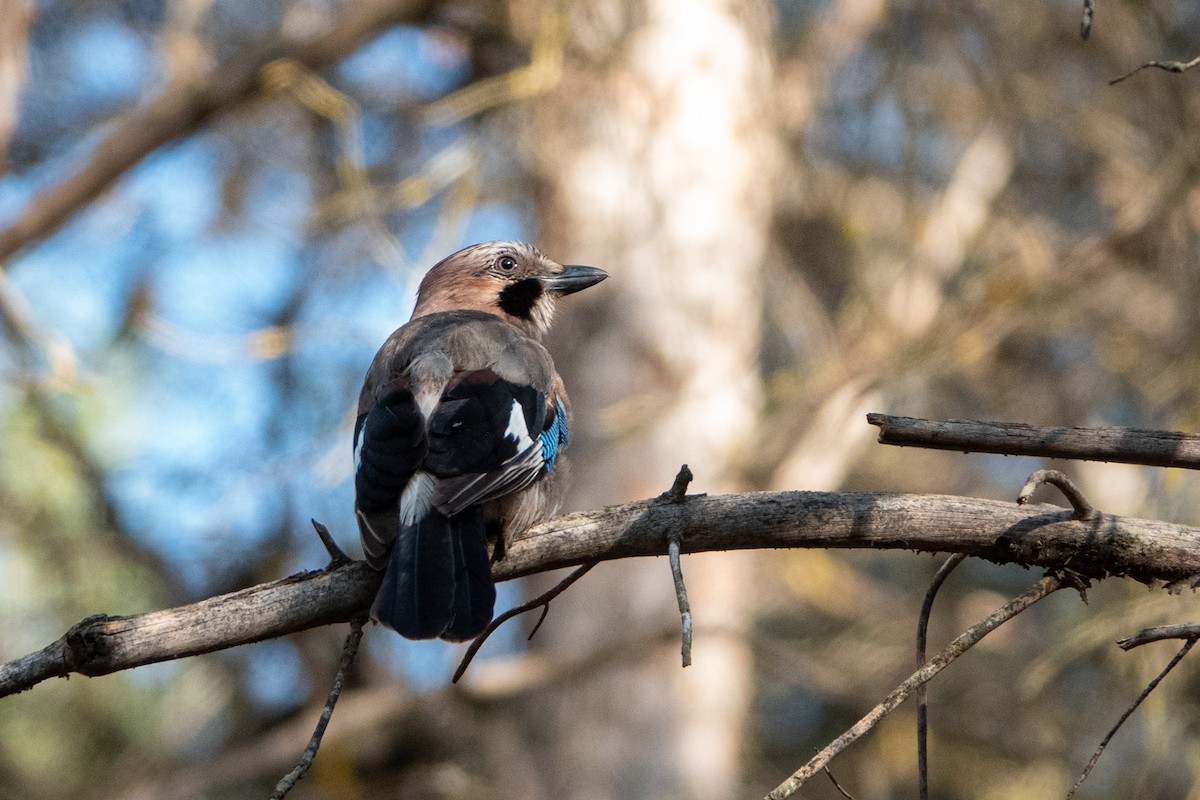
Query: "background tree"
3 1 1200 799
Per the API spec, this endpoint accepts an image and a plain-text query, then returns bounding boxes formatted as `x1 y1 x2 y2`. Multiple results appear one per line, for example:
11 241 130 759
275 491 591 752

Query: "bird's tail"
373 506 496 641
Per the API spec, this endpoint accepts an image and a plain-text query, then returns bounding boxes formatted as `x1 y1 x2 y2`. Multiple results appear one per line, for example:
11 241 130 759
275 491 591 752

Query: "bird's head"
411 241 608 338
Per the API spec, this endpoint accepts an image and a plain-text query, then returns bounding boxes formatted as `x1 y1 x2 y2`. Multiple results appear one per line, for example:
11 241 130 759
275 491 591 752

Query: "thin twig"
1118 622 1200 650
917 553 966 800
1064 637 1198 799
660 465 696 667
1080 0 1094 40
270 617 366 799
452 562 596 683
311 518 350 567
1110 54 1200 86
823 764 858 800
668 532 692 667
765 574 1064 800
1017 469 1095 520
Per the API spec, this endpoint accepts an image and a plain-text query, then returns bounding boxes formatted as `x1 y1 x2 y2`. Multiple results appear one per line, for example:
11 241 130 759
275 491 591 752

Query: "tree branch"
0 0 435 263
868 413 1200 469
7 489 1200 697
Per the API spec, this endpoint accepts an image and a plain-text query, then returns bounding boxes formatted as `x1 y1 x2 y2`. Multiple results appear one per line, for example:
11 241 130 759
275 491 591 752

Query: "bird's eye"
498 255 517 271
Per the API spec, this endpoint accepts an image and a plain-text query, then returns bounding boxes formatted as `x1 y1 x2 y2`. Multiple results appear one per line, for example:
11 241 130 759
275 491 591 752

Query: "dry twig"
1119 623 1200 650
452 562 596 683
823 764 858 800
311 518 350 567
1080 0 1094 40
917 553 966 800
765 574 1065 800
659 465 698 667
1017 469 1095 520
270 618 366 799
868 414 1200 469
1065 637 1198 799
1110 54 1200 86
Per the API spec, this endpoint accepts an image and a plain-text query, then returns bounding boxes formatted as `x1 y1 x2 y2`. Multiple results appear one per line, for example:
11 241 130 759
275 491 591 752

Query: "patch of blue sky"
339 26 471 105
7 223 143 354
462 203 529 244
121 358 276 465
67 17 156 105
106 464 286 586
129 139 224 241
243 166 312 235
152 234 299 333
244 639 308 711
0 172 36 227
303 264 415 349
359 111 400 168
818 91 908 173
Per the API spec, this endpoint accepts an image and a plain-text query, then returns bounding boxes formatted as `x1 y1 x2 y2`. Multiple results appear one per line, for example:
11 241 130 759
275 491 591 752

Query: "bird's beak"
541 264 608 295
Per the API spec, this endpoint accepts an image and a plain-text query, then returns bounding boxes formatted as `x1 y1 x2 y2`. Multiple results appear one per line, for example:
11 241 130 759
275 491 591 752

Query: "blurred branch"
1110 54 1200 86
0 0 34 165
8 487 1200 696
766 574 1065 800
1080 0 1094 40
869 414 1200 469
422 8 565 125
0 0 436 263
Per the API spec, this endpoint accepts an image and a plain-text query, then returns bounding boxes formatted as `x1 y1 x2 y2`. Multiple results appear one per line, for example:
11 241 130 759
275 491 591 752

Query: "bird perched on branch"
353 241 607 641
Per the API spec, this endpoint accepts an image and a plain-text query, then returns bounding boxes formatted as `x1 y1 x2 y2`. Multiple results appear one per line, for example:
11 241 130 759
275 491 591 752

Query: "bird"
353 241 607 641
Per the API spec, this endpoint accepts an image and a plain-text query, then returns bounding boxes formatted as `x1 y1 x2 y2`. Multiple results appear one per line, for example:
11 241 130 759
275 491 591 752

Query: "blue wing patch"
539 398 568 471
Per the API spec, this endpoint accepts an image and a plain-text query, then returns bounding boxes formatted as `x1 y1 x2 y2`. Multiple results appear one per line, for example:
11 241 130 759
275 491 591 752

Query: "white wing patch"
353 432 365 471
399 470 436 526
505 399 536 450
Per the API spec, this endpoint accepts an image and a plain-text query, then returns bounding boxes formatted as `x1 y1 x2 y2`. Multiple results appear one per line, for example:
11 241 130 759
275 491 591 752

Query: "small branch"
657 464 696 504
823 765 858 800
917 553 966 800
1110 54 1200 86
311 519 350 568
765 574 1064 800
1118 622 1200 650
452 562 596 684
668 533 692 668
270 617 365 799
1065 637 1198 799
1080 0 1094 40
660 465 696 668
1017 469 1095 520
868 414 1200 469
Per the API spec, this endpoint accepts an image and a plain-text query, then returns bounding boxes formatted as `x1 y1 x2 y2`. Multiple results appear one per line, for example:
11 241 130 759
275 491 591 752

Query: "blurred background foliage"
3 0 1200 798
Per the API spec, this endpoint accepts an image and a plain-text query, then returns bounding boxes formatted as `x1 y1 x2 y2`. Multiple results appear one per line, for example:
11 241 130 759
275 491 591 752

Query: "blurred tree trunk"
504 1 778 797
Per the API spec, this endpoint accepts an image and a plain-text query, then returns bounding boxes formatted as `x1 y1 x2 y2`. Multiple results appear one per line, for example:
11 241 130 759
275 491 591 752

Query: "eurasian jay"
354 241 607 641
